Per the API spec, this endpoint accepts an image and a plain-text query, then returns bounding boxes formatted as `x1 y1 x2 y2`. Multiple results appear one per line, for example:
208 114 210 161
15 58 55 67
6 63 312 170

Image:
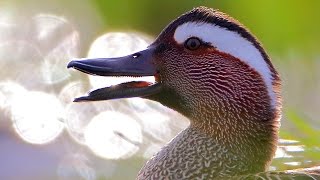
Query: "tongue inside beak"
73 81 161 102
67 47 162 102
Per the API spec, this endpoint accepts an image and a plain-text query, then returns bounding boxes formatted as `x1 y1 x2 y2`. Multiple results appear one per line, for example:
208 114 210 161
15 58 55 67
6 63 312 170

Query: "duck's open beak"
67 47 162 102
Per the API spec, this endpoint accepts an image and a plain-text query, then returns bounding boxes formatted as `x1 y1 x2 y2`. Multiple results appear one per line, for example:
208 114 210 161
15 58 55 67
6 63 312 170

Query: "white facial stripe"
174 22 276 107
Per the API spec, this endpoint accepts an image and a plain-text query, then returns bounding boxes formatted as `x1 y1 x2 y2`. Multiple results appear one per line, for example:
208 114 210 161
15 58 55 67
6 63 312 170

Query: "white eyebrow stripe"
174 22 276 108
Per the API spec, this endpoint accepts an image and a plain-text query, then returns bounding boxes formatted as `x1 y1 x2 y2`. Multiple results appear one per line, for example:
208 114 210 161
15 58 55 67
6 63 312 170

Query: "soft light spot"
136 111 172 142
126 97 150 111
0 14 79 87
65 102 104 145
274 147 292 158
284 162 301 166
0 8 16 41
58 81 89 105
87 32 154 89
33 14 69 41
283 145 304 152
0 91 4 109
10 91 65 144
0 81 27 111
57 154 97 180
84 111 142 159
279 139 299 144
35 14 80 84
0 41 43 89
143 144 162 159
87 32 151 58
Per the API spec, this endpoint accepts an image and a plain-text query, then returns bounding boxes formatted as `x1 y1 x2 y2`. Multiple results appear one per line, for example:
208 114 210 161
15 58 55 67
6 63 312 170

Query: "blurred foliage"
92 0 320 57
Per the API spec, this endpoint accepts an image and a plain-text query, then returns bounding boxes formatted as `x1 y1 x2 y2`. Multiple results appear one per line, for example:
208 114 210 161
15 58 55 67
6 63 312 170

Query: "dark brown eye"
184 37 201 50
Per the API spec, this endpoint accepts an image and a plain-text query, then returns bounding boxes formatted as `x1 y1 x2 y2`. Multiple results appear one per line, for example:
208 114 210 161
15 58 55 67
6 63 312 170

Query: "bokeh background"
0 0 319 179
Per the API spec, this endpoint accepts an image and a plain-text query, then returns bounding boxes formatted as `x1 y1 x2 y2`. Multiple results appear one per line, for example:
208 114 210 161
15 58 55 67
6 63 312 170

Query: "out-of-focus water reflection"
0 81 27 111
0 11 188 178
57 153 97 180
37 14 79 85
0 41 43 89
0 14 79 89
87 32 155 89
270 139 317 171
11 91 65 144
85 111 142 159
0 13 78 143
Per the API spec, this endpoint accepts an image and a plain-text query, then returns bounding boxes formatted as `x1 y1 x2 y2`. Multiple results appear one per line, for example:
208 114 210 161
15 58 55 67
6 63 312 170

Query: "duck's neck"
188 102 279 175
138 116 278 179
192 116 278 170
190 108 279 157
143 84 280 178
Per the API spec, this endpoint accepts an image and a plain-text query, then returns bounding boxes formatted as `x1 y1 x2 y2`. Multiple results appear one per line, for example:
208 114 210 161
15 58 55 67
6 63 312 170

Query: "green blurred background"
4 0 320 55
1 0 319 179
94 0 320 56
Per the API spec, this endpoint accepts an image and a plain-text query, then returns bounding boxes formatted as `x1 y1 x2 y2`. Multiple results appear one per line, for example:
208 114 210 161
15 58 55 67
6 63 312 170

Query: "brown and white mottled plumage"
138 7 281 179
68 6 320 179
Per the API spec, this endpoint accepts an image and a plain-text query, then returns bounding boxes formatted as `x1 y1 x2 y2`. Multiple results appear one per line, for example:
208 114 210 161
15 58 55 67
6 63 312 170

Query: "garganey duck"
68 6 320 179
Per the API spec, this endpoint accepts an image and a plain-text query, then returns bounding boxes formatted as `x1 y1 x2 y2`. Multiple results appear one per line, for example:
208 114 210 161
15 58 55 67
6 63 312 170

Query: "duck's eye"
184 37 201 50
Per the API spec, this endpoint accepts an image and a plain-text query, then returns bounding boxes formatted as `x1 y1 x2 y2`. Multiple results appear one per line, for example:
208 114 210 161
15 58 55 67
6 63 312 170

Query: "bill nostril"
132 52 141 59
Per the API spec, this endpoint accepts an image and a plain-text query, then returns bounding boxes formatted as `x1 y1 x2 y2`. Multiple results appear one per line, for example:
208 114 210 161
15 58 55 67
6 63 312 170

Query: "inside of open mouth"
74 74 161 102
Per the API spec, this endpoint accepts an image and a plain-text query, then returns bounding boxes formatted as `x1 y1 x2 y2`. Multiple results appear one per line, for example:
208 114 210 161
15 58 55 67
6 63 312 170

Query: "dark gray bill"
67 47 162 101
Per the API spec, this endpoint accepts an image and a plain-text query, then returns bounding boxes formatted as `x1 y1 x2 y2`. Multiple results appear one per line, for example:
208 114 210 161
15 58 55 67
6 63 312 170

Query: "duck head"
68 6 281 157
